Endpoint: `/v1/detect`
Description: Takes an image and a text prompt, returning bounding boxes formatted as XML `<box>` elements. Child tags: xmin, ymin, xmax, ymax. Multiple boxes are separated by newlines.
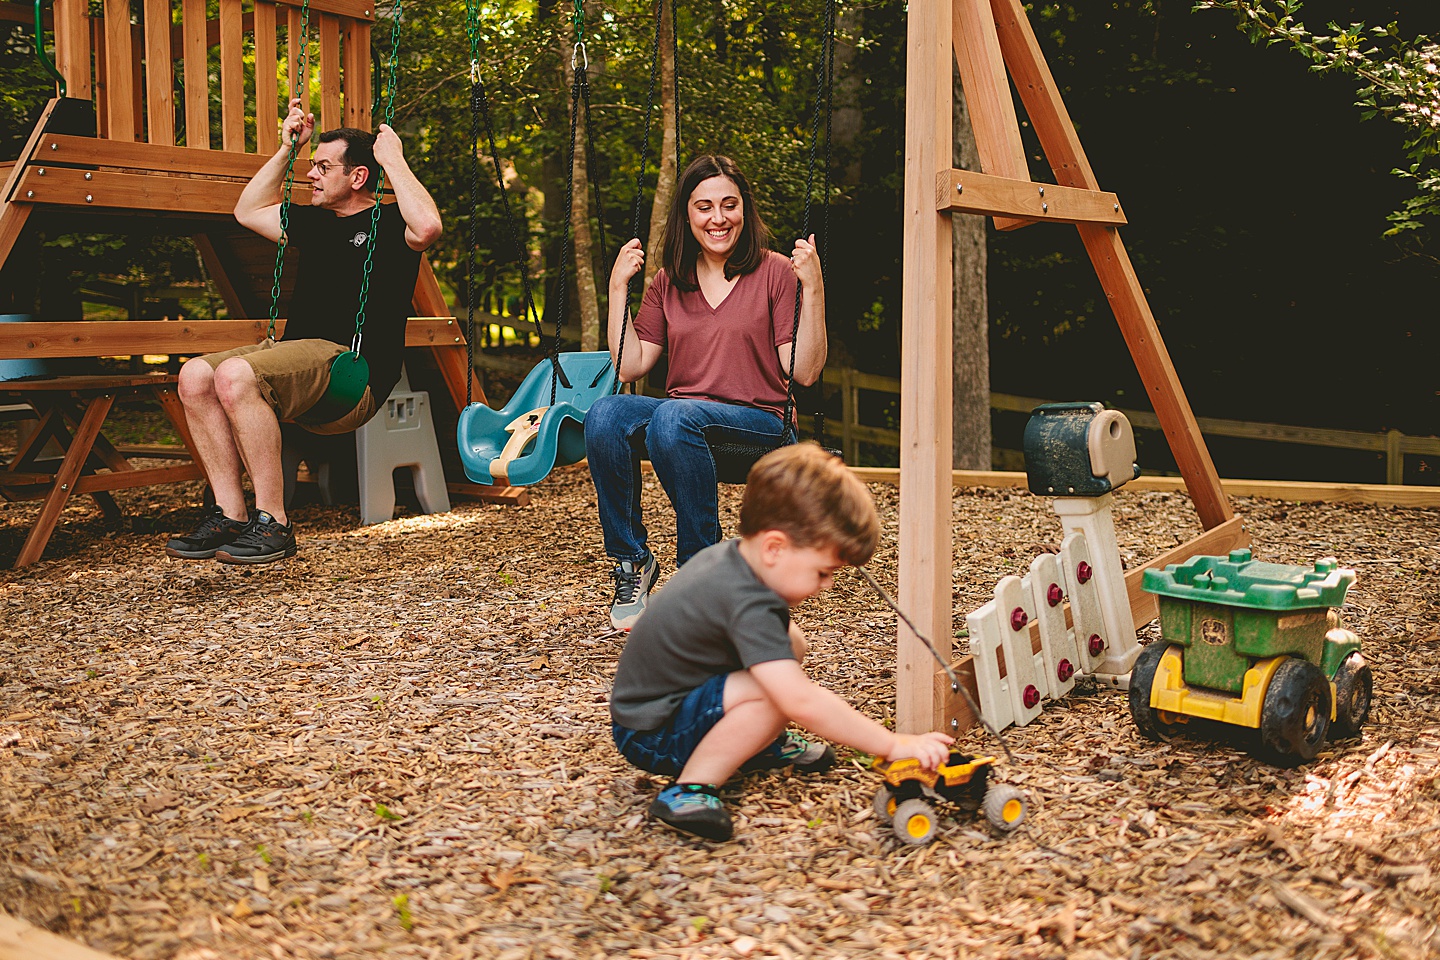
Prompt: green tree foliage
<box><xmin>1195</xmin><ymin>0</ymin><xmax>1440</xmax><ymax>238</ymax></box>
<box><xmin>1</xmin><ymin>22</ymin><xmax>53</xmax><ymax>157</ymax></box>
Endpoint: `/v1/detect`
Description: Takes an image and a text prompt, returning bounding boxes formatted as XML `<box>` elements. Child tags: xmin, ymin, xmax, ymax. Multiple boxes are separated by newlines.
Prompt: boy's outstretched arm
<box><xmin>749</xmin><ymin>659</ymin><xmax>952</xmax><ymax>768</ymax></box>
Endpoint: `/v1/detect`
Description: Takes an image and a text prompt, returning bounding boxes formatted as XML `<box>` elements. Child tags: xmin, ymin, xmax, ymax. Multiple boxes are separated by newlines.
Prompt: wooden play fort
<box><xmin>0</xmin><ymin>0</ymin><xmax>524</xmax><ymax>568</ymax></box>
<box><xmin>896</xmin><ymin>0</ymin><xmax>1250</xmax><ymax>735</ymax></box>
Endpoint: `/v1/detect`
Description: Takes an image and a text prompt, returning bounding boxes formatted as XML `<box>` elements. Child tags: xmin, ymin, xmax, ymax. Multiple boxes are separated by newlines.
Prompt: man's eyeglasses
<box><xmin>311</xmin><ymin>160</ymin><xmax>353</xmax><ymax>176</ymax></box>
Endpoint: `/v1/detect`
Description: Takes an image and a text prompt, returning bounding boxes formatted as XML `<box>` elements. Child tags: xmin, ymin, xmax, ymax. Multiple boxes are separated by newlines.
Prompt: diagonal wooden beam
<box><xmin>952</xmin><ymin>0</ymin><xmax>1031</xmax><ymax>231</ymax></box>
<box><xmin>0</xmin><ymin>99</ymin><xmax>59</xmax><ymax>269</ymax></box>
<box><xmin>988</xmin><ymin>0</ymin><xmax>1231</xmax><ymax>530</ymax></box>
<box><xmin>14</xmin><ymin>392</ymin><xmax>112</xmax><ymax>567</ymax></box>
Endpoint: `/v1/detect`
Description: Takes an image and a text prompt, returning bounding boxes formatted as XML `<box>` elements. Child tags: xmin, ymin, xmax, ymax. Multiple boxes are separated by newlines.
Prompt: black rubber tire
<box><xmin>1128</xmin><ymin>643</ymin><xmax>1186</xmax><ymax>741</ymax></box>
<box><xmin>1331</xmin><ymin>652</ymin><xmax>1373</xmax><ymax>739</ymax></box>
<box><xmin>1257</xmin><ymin>658</ymin><xmax>1332</xmax><ymax>766</ymax></box>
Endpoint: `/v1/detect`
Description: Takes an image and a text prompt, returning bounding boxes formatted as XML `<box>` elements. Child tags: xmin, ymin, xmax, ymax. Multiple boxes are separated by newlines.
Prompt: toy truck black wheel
<box><xmin>1258</xmin><ymin>658</ymin><xmax>1332</xmax><ymax>766</ymax></box>
<box><xmin>891</xmin><ymin>798</ymin><xmax>938</xmax><ymax>845</ymax></box>
<box><xmin>873</xmin><ymin>786</ymin><xmax>898</xmax><ymax>821</ymax></box>
<box><xmin>981</xmin><ymin>785</ymin><xmax>1026</xmax><ymax>833</ymax></box>
<box><xmin>1128</xmin><ymin>643</ymin><xmax>1185</xmax><ymax>741</ymax></box>
<box><xmin>1331</xmin><ymin>652</ymin><xmax>1373</xmax><ymax>739</ymax></box>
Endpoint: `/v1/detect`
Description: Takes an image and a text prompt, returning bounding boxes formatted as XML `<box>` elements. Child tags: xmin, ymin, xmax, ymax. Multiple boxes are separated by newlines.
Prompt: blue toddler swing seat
<box><xmin>457</xmin><ymin>351</ymin><xmax>616</xmax><ymax>486</ymax></box>
<box><xmin>456</xmin><ymin>24</ymin><xmax>624</xmax><ymax>488</ymax></box>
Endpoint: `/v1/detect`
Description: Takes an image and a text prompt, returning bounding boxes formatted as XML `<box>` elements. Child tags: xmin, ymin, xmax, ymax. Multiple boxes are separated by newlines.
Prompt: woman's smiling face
<box><xmin>687</xmin><ymin>175</ymin><xmax>743</xmax><ymax>261</ymax></box>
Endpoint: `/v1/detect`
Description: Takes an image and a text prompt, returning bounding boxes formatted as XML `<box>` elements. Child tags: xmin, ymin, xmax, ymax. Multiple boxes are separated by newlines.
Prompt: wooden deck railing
<box><xmin>43</xmin><ymin>0</ymin><xmax>374</xmax><ymax>152</ymax></box>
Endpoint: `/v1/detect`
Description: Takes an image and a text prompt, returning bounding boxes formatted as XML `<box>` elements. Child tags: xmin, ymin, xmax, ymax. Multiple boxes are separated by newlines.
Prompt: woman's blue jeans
<box><xmin>585</xmin><ymin>394</ymin><xmax>784</xmax><ymax>566</ymax></box>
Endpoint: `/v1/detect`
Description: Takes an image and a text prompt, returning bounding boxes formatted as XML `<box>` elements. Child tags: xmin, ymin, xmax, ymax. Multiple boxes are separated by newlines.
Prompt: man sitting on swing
<box><xmin>164</xmin><ymin>98</ymin><xmax>443</xmax><ymax>564</ymax></box>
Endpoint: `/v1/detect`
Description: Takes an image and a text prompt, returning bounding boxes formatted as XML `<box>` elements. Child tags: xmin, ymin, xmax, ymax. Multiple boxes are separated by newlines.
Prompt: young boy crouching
<box><xmin>608</xmin><ymin>443</ymin><xmax>954</xmax><ymax>841</ymax></box>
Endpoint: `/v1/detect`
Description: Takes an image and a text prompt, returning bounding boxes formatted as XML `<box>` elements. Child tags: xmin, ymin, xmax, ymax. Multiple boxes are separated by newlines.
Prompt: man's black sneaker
<box><xmin>740</xmin><ymin>731</ymin><xmax>837</xmax><ymax>775</ymax></box>
<box><xmin>649</xmin><ymin>783</ymin><xmax>732</xmax><ymax>841</ymax></box>
<box><xmin>164</xmin><ymin>506</ymin><xmax>250</xmax><ymax>560</ymax></box>
<box><xmin>214</xmin><ymin>511</ymin><xmax>296</xmax><ymax>565</ymax></box>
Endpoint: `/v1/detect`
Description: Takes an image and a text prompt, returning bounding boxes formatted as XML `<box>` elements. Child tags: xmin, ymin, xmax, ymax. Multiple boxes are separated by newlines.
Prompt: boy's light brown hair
<box><xmin>738</xmin><ymin>443</ymin><xmax>879</xmax><ymax>566</ymax></box>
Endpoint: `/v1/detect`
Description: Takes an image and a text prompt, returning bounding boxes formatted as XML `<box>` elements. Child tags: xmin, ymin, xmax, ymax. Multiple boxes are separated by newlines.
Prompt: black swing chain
<box><xmin>780</xmin><ymin>0</ymin><xmax>838</xmax><ymax>446</ymax></box>
<box><xmin>614</xmin><ymin>0</ymin><xmax>666</xmax><ymax>389</ymax></box>
<box><xmin>267</xmin><ymin>0</ymin><xmax>313</xmax><ymax>342</ymax></box>
<box><xmin>350</xmin><ymin>0</ymin><xmax>405</xmax><ymax>360</ymax></box>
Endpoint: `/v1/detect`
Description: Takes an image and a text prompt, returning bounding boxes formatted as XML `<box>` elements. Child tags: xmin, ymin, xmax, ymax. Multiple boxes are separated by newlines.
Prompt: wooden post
<box><xmin>219</xmin><ymin>0</ymin><xmax>244</xmax><ymax>150</ymax></box>
<box><xmin>101</xmin><ymin>0</ymin><xmax>135</xmax><ymax>141</ymax></box>
<box><xmin>840</xmin><ymin>366</ymin><xmax>857</xmax><ymax>464</ymax></box>
<box><xmin>1386</xmin><ymin>429</ymin><xmax>1403</xmax><ymax>484</ymax></box>
<box><xmin>255</xmin><ymin>2</ymin><xmax>279</xmax><ymax>154</ymax></box>
<box><xmin>181</xmin><ymin>0</ymin><xmax>208</xmax><ymax>148</ymax></box>
<box><xmin>897</xmin><ymin>0</ymin><xmax>955</xmax><ymax>735</ymax></box>
<box><xmin>142</xmin><ymin>0</ymin><xmax>174</xmax><ymax>145</ymax></box>
<box><xmin>53</xmin><ymin>0</ymin><xmax>91</xmax><ymax>100</ymax></box>
<box><xmin>319</xmin><ymin>13</ymin><xmax>341</xmax><ymax>132</ymax></box>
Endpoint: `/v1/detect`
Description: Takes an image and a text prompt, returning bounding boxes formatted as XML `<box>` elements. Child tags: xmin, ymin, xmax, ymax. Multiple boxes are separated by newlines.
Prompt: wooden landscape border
<box><xmin>849</xmin><ymin>467</ymin><xmax>1440</xmax><ymax>510</ymax></box>
<box><xmin>0</xmin><ymin>912</ymin><xmax>121</xmax><ymax>960</ymax></box>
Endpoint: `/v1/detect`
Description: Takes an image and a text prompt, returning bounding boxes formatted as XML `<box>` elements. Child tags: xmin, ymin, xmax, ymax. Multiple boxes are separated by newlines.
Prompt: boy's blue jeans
<box><xmin>613</xmin><ymin>674</ymin><xmax>790</xmax><ymax>778</ymax></box>
<box><xmin>613</xmin><ymin>674</ymin><xmax>729</xmax><ymax>778</ymax></box>
<box><xmin>585</xmin><ymin>394</ymin><xmax>784</xmax><ymax>566</ymax></box>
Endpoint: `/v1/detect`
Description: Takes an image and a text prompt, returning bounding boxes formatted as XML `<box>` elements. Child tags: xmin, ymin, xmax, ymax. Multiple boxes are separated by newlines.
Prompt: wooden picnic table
<box><xmin>0</xmin><ymin>374</ymin><xmax>204</xmax><ymax>568</ymax></box>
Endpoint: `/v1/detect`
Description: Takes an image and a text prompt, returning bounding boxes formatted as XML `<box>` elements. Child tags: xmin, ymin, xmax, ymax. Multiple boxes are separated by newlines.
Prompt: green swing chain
<box><xmin>350</xmin><ymin>1</ymin><xmax>405</xmax><ymax>359</ymax></box>
<box><xmin>267</xmin><ymin>0</ymin><xmax>313</xmax><ymax>342</ymax></box>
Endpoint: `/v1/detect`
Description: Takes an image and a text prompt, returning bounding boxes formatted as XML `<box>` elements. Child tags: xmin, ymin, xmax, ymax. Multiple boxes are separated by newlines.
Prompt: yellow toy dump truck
<box><xmin>1130</xmin><ymin>549</ymin><xmax>1371</xmax><ymax>766</ymax></box>
<box><xmin>872</xmin><ymin>753</ymin><xmax>1026</xmax><ymax>845</ymax></box>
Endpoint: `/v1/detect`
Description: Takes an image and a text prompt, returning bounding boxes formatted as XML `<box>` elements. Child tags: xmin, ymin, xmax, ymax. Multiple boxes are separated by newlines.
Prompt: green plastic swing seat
<box><xmin>297</xmin><ymin>351</ymin><xmax>370</xmax><ymax>425</ymax></box>
<box><xmin>457</xmin><ymin>351</ymin><xmax>618</xmax><ymax>486</ymax></box>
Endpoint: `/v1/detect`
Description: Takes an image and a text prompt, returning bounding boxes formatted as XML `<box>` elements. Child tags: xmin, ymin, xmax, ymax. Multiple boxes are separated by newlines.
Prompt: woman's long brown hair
<box><xmin>661</xmin><ymin>155</ymin><xmax>774</xmax><ymax>293</ymax></box>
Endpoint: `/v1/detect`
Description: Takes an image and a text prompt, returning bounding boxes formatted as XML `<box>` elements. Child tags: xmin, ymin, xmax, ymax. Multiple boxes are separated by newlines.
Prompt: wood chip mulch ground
<box><xmin>2</xmin><ymin>462</ymin><xmax>1438</xmax><ymax>960</ymax></box>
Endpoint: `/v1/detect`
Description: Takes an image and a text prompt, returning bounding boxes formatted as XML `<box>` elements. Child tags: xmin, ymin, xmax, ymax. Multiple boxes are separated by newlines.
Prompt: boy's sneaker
<box><xmin>609</xmin><ymin>553</ymin><xmax>659</xmax><ymax>630</ymax></box>
<box><xmin>649</xmin><ymin>783</ymin><xmax>732</xmax><ymax>841</ymax></box>
<box><xmin>164</xmin><ymin>506</ymin><xmax>250</xmax><ymax>560</ymax></box>
<box><xmin>741</xmin><ymin>731</ymin><xmax>837</xmax><ymax>775</ymax></box>
<box><xmin>214</xmin><ymin>511</ymin><xmax>297</xmax><ymax>564</ymax></box>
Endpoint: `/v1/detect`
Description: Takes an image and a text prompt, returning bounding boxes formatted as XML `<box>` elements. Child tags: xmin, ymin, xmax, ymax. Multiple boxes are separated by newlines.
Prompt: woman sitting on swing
<box><xmin>587</xmin><ymin>154</ymin><xmax>826</xmax><ymax>630</ymax></box>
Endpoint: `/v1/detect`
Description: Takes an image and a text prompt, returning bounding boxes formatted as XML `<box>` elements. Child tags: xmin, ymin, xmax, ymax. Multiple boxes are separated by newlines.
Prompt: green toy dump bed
<box><xmin>1141</xmin><ymin>549</ymin><xmax>1358</xmax><ymax>694</ymax></box>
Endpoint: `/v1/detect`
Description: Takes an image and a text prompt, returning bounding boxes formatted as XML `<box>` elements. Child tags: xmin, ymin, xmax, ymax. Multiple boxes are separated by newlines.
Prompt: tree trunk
<box><xmin>952</xmin><ymin>65</ymin><xmax>991</xmax><ymax>470</ymax></box>
<box><xmin>644</xmin><ymin>0</ymin><xmax>677</xmax><ymax>285</ymax></box>
<box><xmin>831</xmin><ymin>6</ymin><xmax>863</xmax><ymax>188</ymax></box>
<box><xmin>564</xmin><ymin>14</ymin><xmax>601</xmax><ymax>351</ymax></box>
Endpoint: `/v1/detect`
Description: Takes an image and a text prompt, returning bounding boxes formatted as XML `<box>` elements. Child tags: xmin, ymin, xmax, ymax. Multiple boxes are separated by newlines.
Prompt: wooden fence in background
<box><xmin>473</xmin><ymin>353</ymin><xmax>1439</xmax><ymax>487</ymax></box>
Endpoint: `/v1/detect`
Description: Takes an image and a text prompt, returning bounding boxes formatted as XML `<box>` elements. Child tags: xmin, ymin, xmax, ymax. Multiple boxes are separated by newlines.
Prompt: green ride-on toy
<box><xmin>1130</xmin><ymin>549</ymin><xmax>1372</xmax><ymax>766</ymax></box>
<box><xmin>872</xmin><ymin>753</ymin><xmax>1027</xmax><ymax>845</ymax></box>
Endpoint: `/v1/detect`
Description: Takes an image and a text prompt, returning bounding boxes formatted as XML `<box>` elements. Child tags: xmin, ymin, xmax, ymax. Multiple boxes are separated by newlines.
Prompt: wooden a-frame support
<box><xmin>897</xmin><ymin>0</ymin><xmax>1250</xmax><ymax>735</ymax></box>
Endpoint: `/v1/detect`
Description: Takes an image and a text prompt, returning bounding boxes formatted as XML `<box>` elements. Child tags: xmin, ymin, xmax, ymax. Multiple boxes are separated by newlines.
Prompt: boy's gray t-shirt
<box><xmin>610</xmin><ymin>539</ymin><xmax>794</xmax><ymax>731</ymax></box>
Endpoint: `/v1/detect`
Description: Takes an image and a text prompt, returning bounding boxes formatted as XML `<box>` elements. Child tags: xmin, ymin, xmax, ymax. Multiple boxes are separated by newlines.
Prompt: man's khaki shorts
<box><xmin>202</xmin><ymin>338</ymin><xmax>377</xmax><ymax>435</ymax></box>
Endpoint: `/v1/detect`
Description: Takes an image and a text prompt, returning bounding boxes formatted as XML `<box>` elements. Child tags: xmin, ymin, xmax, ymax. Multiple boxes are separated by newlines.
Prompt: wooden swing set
<box><xmin>896</xmin><ymin>0</ymin><xmax>1250</xmax><ymax>735</ymax></box>
<box><xmin>0</xmin><ymin>0</ymin><xmax>528</xmax><ymax>567</ymax></box>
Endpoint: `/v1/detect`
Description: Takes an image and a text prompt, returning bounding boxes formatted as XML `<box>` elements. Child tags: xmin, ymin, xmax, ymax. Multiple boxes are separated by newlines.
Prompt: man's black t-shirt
<box><xmin>284</xmin><ymin>203</ymin><xmax>422</xmax><ymax>404</ymax></box>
